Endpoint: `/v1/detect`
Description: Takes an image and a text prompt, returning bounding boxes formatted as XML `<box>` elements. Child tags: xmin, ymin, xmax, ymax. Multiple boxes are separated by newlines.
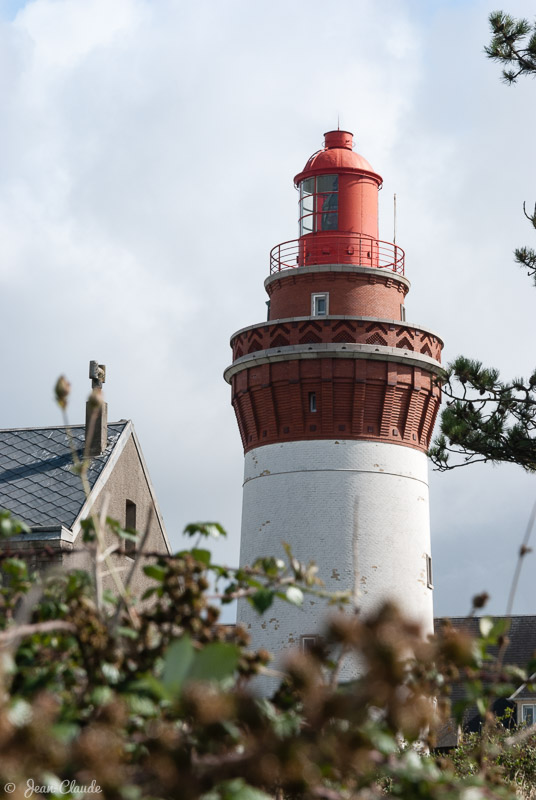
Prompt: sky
<box><xmin>0</xmin><ymin>0</ymin><xmax>534</xmax><ymax>622</ymax></box>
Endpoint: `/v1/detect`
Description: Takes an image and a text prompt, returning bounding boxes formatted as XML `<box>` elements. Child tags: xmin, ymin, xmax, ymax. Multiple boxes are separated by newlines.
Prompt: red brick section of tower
<box><xmin>225</xmin><ymin>130</ymin><xmax>443</xmax><ymax>454</ymax></box>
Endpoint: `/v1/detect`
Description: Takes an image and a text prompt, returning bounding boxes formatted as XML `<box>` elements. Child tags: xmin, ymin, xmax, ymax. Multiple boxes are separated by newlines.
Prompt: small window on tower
<box><xmin>426</xmin><ymin>554</ymin><xmax>433</xmax><ymax>589</ymax></box>
<box><xmin>312</xmin><ymin>293</ymin><xmax>328</xmax><ymax>316</ymax></box>
<box><xmin>266</xmin><ymin>300</ymin><xmax>271</xmax><ymax>321</ymax></box>
<box><xmin>400</xmin><ymin>304</ymin><xmax>406</xmax><ymax>321</ymax></box>
<box><xmin>301</xmin><ymin>635</ymin><xmax>318</xmax><ymax>653</ymax></box>
<box><xmin>309</xmin><ymin>392</ymin><xmax>317</xmax><ymax>413</ymax></box>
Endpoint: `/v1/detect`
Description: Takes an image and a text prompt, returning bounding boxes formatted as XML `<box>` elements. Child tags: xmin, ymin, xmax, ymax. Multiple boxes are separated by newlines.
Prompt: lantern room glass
<box><xmin>299</xmin><ymin>174</ymin><xmax>338</xmax><ymax>235</ymax></box>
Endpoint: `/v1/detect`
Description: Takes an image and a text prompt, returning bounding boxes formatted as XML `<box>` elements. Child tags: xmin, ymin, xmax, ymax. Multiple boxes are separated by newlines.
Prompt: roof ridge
<box><xmin>0</xmin><ymin>420</ymin><xmax>129</xmax><ymax>433</ymax></box>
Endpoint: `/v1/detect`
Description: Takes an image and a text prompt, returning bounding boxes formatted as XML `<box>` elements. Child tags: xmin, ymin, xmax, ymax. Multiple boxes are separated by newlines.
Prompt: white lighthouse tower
<box><xmin>224</xmin><ymin>129</ymin><xmax>443</xmax><ymax>670</ymax></box>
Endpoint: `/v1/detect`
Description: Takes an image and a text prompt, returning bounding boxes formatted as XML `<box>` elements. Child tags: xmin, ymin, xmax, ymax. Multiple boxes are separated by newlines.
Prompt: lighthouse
<box><xmin>224</xmin><ymin>129</ymin><xmax>443</xmax><ymax>671</ymax></box>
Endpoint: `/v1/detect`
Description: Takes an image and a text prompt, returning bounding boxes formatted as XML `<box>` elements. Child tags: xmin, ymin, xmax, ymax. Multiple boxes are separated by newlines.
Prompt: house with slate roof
<box><xmin>435</xmin><ymin>615</ymin><xmax>536</xmax><ymax>748</ymax></box>
<box><xmin>0</xmin><ymin>362</ymin><xmax>170</xmax><ymax>594</ymax></box>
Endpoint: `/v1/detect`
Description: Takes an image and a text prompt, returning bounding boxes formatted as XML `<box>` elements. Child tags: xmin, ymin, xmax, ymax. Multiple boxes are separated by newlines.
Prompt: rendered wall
<box><xmin>238</xmin><ymin>439</ymin><xmax>433</xmax><ymax>681</ymax></box>
<box><xmin>66</xmin><ymin>433</ymin><xmax>169</xmax><ymax>596</ymax></box>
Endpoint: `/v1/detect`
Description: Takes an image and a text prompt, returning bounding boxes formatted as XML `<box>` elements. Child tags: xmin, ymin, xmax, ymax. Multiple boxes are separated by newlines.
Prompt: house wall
<box><xmin>7</xmin><ymin>537</ymin><xmax>70</xmax><ymax>572</ymax></box>
<box><xmin>66</xmin><ymin>432</ymin><xmax>169</xmax><ymax>598</ymax></box>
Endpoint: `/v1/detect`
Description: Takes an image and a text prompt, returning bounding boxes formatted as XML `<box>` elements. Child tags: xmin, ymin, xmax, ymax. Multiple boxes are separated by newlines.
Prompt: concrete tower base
<box><xmin>238</xmin><ymin>439</ymin><xmax>433</xmax><ymax>681</ymax></box>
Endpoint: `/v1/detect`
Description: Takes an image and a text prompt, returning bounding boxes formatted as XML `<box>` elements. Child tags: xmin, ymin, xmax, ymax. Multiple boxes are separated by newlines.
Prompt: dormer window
<box><xmin>299</xmin><ymin>174</ymin><xmax>338</xmax><ymax>235</ymax></box>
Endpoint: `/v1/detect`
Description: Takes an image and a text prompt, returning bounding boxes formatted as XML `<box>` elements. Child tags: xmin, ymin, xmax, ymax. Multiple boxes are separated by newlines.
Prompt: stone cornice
<box><xmin>264</xmin><ymin>263</ymin><xmax>411</xmax><ymax>292</ymax></box>
<box><xmin>224</xmin><ymin>342</ymin><xmax>445</xmax><ymax>384</ymax></box>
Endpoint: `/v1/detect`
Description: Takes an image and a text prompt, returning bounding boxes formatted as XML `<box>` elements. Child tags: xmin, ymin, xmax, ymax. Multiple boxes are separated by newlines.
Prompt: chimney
<box><xmin>85</xmin><ymin>361</ymin><xmax>108</xmax><ymax>457</ymax></box>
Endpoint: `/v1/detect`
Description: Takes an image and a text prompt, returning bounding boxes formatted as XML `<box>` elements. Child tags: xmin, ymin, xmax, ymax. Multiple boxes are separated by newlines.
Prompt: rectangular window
<box><xmin>125</xmin><ymin>500</ymin><xmax>137</xmax><ymax>557</ymax></box>
<box><xmin>522</xmin><ymin>705</ymin><xmax>536</xmax><ymax>725</ymax></box>
<box><xmin>309</xmin><ymin>392</ymin><xmax>317</xmax><ymax>413</ymax></box>
<box><xmin>266</xmin><ymin>300</ymin><xmax>271</xmax><ymax>321</ymax></box>
<box><xmin>316</xmin><ymin>175</ymin><xmax>338</xmax><ymax>193</ymax></box>
<box><xmin>426</xmin><ymin>554</ymin><xmax>433</xmax><ymax>589</ymax></box>
<box><xmin>301</xmin><ymin>635</ymin><xmax>318</xmax><ymax>653</ymax></box>
<box><xmin>299</xmin><ymin>175</ymin><xmax>338</xmax><ymax>235</ymax></box>
<box><xmin>312</xmin><ymin>293</ymin><xmax>328</xmax><ymax>316</ymax></box>
<box><xmin>400</xmin><ymin>304</ymin><xmax>406</xmax><ymax>321</ymax></box>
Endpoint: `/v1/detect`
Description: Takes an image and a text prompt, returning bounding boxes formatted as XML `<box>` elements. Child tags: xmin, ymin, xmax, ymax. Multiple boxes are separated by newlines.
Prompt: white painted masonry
<box><xmin>238</xmin><ymin>439</ymin><xmax>433</xmax><ymax>681</ymax></box>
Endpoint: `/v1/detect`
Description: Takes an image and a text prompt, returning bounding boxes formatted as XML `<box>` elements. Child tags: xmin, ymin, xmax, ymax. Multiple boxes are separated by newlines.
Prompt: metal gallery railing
<box><xmin>269</xmin><ymin>234</ymin><xmax>405</xmax><ymax>275</ymax></box>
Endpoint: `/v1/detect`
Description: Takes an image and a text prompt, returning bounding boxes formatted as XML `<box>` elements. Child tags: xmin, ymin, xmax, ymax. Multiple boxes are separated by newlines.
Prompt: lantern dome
<box><xmin>294</xmin><ymin>130</ymin><xmax>382</xmax><ymax>186</ymax></box>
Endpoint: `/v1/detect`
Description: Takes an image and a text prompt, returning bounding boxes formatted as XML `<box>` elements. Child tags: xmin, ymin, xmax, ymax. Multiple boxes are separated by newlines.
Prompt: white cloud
<box><xmin>14</xmin><ymin>0</ymin><xmax>145</xmax><ymax>68</ymax></box>
<box><xmin>0</xmin><ymin>0</ymin><xmax>535</xmax><ymax>620</ymax></box>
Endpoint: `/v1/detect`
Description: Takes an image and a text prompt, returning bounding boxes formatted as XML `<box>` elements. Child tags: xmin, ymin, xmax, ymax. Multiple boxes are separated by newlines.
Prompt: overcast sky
<box><xmin>0</xmin><ymin>0</ymin><xmax>534</xmax><ymax>622</ymax></box>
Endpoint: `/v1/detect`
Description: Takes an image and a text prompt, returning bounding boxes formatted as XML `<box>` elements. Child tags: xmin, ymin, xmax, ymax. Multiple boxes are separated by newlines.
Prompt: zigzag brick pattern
<box><xmin>231</xmin><ymin>318</ymin><xmax>442</xmax><ymax>362</ymax></box>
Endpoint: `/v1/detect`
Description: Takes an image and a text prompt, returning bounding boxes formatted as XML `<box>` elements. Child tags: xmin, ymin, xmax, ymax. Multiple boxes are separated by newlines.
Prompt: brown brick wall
<box><xmin>267</xmin><ymin>270</ymin><xmax>408</xmax><ymax>319</ymax></box>
<box><xmin>231</xmin><ymin>357</ymin><xmax>441</xmax><ymax>454</ymax></box>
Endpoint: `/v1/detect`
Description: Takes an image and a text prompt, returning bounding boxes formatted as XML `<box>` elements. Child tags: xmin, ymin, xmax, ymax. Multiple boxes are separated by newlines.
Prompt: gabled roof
<box><xmin>435</xmin><ymin>615</ymin><xmax>536</xmax><ymax>670</ymax></box>
<box><xmin>435</xmin><ymin>615</ymin><xmax>536</xmax><ymax>738</ymax></box>
<box><xmin>0</xmin><ymin>422</ymin><xmax>127</xmax><ymax>531</ymax></box>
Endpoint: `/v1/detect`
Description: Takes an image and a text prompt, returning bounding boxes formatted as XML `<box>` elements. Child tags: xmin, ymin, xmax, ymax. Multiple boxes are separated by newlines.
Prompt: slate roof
<box><xmin>0</xmin><ymin>423</ymin><xmax>127</xmax><ymax>530</ymax></box>
<box><xmin>435</xmin><ymin>616</ymin><xmax>536</xmax><ymax>673</ymax></box>
<box><xmin>434</xmin><ymin>615</ymin><xmax>536</xmax><ymax>743</ymax></box>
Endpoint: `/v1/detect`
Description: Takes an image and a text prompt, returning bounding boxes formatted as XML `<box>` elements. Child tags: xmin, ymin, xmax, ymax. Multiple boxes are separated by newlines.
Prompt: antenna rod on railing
<box><xmin>393</xmin><ymin>193</ymin><xmax>397</xmax><ymax>245</ymax></box>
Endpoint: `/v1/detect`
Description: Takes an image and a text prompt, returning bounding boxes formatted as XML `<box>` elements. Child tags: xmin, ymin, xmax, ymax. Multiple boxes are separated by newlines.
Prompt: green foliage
<box><xmin>0</xmin><ymin>507</ymin><xmax>535</xmax><ymax>799</ymax></box>
<box><xmin>452</xmin><ymin>720</ymin><xmax>536</xmax><ymax>795</ymax></box>
<box><xmin>433</xmin><ymin>12</ymin><xmax>536</xmax><ymax>472</ymax></box>
<box><xmin>429</xmin><ymin>356</ymin><xmax>536</xmax><ymax>471</ymax></box>
<box><xmin>485</xmin><ymin>11</ymin><xmax>536</xmax><ymax>84</ymax></box>
<box><xmin>0</xmin><ymin>509</ymin><xmax>30</xmax><ymax>537</ymax></box>
<box><xmin>162</xmin><ymin>636</ymin><xmax>240</xmax><ymax>695</ymax></box>
<box><xmin>184</xmin><ymin>522</ymin><xmax>227</xmax><ymax>540</ymax></box>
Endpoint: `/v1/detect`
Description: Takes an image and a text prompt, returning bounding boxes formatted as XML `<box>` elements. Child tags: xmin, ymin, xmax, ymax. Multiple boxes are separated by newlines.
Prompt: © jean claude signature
<box><xmin>4</xmin><ymin>779</ymin><xmax>102</xmax><ymax>796</ymax></box>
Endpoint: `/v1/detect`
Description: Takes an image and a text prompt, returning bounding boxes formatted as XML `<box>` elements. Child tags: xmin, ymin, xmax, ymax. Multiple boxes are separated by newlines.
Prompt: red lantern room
<box><xmin>270</xmin><ymin>130</ymin><xmax>402</xmax><ymax>278</ymax></box>
<box><xmin>295</xmin><ymin>129</ymin><xmax>381</xmax><ymax>241</ymax></box>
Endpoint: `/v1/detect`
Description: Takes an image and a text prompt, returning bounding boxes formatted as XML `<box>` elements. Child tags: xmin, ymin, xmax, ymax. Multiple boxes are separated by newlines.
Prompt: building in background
<box><xmin>0</xmin><ymin>362</ymin><xmax>170</xmax><ymax>593</ymax></box>
<box><xmin>225</xmin><ymin>129</ymin><xmax>443</xmax><ymax>676</ymax></box>
<box><xmin>435</xmin><ymin>615</ymin><xmax>536</xmax><ymax>749</ymax></box>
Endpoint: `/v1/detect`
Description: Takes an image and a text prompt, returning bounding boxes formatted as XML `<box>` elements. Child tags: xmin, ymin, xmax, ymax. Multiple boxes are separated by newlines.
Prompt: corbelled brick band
<box><xmin>227</xmin><ymin>350</ymin><xmax>441</xmax><ymax>453</ymax></box>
